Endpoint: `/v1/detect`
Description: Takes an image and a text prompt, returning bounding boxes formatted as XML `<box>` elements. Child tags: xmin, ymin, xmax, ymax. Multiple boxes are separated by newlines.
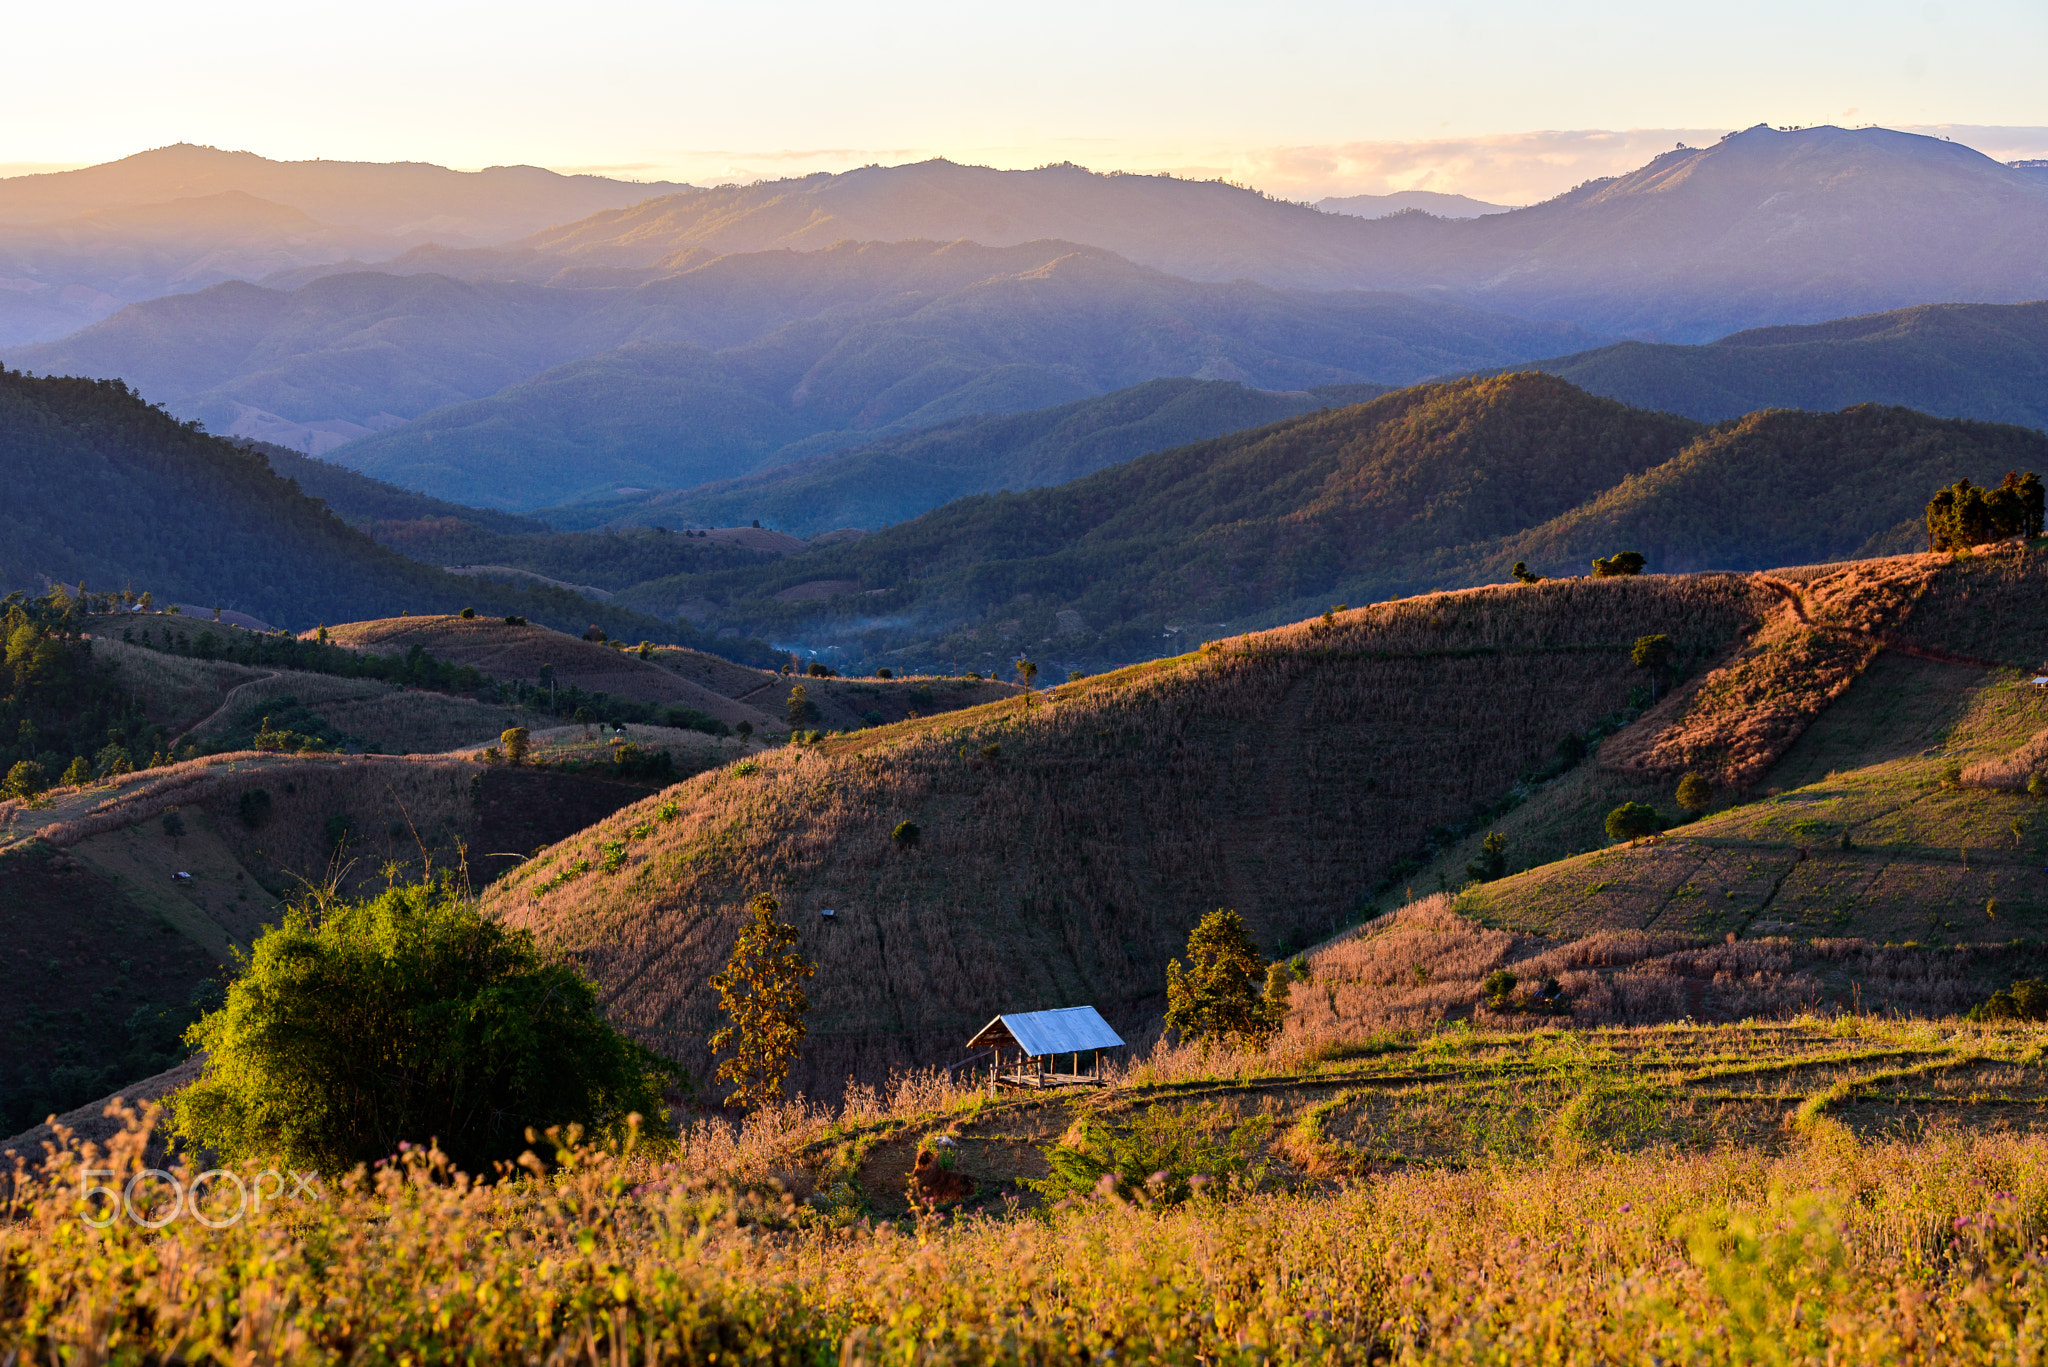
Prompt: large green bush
<box><xmin>172</xmin><ymin>878</ymin><xmax>675</xmax><ymax>1175</ymax></box>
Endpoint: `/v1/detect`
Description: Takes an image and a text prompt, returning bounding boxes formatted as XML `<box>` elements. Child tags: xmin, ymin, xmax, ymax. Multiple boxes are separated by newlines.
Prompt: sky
<box><xmin>6</xmin><ymin>0</ymin><xmax>2047</xmax><ymax>203</ymax></box>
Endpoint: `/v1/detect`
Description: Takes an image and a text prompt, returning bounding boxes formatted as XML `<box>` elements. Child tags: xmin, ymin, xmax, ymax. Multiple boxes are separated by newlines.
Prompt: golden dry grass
<box><xmin>317</xmin><ymin>615</ymin><xmax>782</xmax><ymax>729</ymax></box>
<box><xmin>1964</xmin><ymin>725</ymin><xmax>2048</xmax><ymax>790</ymax></box>
<box><xmin>1602</xmin><ymin>560</ymin><xmax>1937</xmax><ymax>789</ymax></box>
<box><xmin>14</xmin><ymin>1014</ymin><xmax>2048</xmax><ymax>1362</ymax></box>
<box><xmin>1894</xmin><ymin>541</ymin><xmax>2048</xmax><ymax>667</ymax></box>
<box><xmin>1287</xmin><ymin>893</ymin><xmax>2012</xmax><ymax>1035</ymax></box>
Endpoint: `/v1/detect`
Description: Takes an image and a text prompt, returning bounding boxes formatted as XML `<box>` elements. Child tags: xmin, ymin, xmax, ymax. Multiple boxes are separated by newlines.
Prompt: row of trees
<box><xmin>1925</xmin><ymin>472</ymin><xmax>2045</xmax><ymax>551</ymax></box>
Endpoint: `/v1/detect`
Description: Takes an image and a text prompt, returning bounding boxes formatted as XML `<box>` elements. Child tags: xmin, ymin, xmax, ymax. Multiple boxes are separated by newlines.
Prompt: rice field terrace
<box><xmin>12</xmin><ymin>1016</ymin><xmax>2048</xmax><ymax>1364</ymax></box>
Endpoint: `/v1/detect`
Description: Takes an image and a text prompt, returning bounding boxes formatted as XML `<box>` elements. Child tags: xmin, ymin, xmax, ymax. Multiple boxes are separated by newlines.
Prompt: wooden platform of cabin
<box><xmin>995</xmin><ymin>1071</ymin><xmax>1107</xmax><ymax>1091</ymax></box>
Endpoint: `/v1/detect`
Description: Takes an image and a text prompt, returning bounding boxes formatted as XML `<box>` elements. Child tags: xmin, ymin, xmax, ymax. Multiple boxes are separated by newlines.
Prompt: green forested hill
<box><xmin>541</xmin><ymin>377</ymin><xmax>1393</xmax><ymax>536</ymax></box>
<box><xmin>0</xmin><ymin>368</ymin><xmax>769</xmax><ymax>656</ymax></box>
<box><xmin>1517</xmin><ymin>301</ymin><xmax>2048</xmax><ymax>428</ymax></box>
<box><xmin>613</xmin><ymin>374</ymin><xmax>2048</xmax><ymax>674</ymax></box>
<box><xmin>254</xmin><ymin>442</ymin><xmax>549</xmax><ymax>534</ymax></box>
<box><xmin>1485</xmin><ymin>404</ymin><xmax>2048</xmax><ymax>573</ymax></box>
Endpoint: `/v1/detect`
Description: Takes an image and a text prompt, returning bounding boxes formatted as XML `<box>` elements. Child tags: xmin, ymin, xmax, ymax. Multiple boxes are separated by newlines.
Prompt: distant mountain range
<box><xmin>12</xmin><ymin>240</ymin><xmax>1591</xmax><ymax>507</ymax></box>
<box><xmin>281</xmin><ymin>125</ymin><xmax>2048</xmax><ymax>340</ymax></box>
<box><xmin>1502</xmin><ymin>301</ymin><xmax>2048</xmax><ymax>430</ymax></box>
<box><xmin>0</xmin><ymin>144</ymin><xmax>686</xmax><ymax>345</ymax></box>
<box><xmin>1315</xmin><ymin>191</ymin><xmax>1515</xmax><ymax>219</ymax></box>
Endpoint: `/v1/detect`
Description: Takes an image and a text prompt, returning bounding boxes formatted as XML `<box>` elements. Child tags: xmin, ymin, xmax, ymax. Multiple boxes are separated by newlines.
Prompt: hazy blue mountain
<box><xmin>14</xmin><ymin>239</ymin><xmax>1594</xmax><ymax>507</ymax></box>
<box><xmin>538</xmin><ymin>377</ymin><xmax>1394</xmax><ymax>536</ymax></box>
<box><xmin>364</xmin><ymin>125</ymin><xmax>2048</xmax><ymax>340</ymax></box>
<box><xmin>0</xmin><ymin>144</ymin><xmax>688</xmax><ymax>345</ymax></box>
<box><xmin>1316</xmin><ymin>191</ymin><xmax>1514</xmax><ymax>219</ymax></box>
<box><xmin>1506</xmin><ymin>301</ymin><xmax>2048</xmax><ymax>429</ymax></box>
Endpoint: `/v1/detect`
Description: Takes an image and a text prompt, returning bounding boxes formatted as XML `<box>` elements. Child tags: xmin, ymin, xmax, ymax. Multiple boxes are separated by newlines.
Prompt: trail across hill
<box><xmin>1755</xmin><ymin>572</ymin><xmax>2002</xmax><ymax>668</ymax></box>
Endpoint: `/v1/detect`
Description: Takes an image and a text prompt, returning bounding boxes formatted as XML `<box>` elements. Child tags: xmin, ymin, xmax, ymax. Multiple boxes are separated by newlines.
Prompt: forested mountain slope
<box><xmin>610</xmin><ymin>374</ymin><xmax>2048</xmax><ymax>674</ymax></box>
<box><xmin>1514</xmin><ymin>301</ymin><xmax>2048</xmax><ymax>429</ymax></box>
<box><xmin>0</xmin><ymin>368</ymin><xmax>755</xmax><ymax>649</ymax></box>
<box><xmin>543</xmin><ymin>377</ymin><xmax>1393</xmax><ymax>537</ymax></box>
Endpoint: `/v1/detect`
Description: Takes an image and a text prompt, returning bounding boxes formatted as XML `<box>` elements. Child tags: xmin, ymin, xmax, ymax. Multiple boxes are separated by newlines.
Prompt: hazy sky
<box><xmin>7</xmin><ymin>0</ymin><xmax>2047</xmax><ymax>202</ymax></box>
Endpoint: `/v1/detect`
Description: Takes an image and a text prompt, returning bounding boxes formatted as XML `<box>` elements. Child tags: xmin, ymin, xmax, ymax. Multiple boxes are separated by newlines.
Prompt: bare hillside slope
<box><xmin>484</xmin><ymin>574</ymin><xmax>1778</xmax><ymax>1092</ymax></box>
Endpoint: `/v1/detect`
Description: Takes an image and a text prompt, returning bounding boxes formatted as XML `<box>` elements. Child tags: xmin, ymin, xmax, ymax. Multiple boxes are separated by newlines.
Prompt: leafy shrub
<box><xmin>892</xmin><ymin>820</ymin><xmax>921</xmax><ymax>847</ymax></box>
<box><xmin>459</xmin><ymin>607</ymin><xmax>475</xmax><ymax>619</ymax></box>
<box><xmin>1512</xmin><ymin>562</ymin><xmax>1544</xmax><ymax>583</ymax></box>
<box><xmin>608</xmin><ymin>744</ymin><xmax>675</xmax><ymax>783</ymax></box>
<box><xmin>732</xmin><ymin>759</ymin><xmax>759</xmax><ymax>776</ymax></box>
<box><xmin>1969</xmin><ymin>978</ymin><xmax>2048</xmax><ymax>1022</ymax></box>
<box><xmin>1592</xmin><ymin>551</ymin><xmax>1647</xmax><ymax>577</ymax></box>
<box><xmin>600</xmin><ymin>840</ymin><xmax>628</xmax><ymax>873</ymax></box>
<box><xmin>876</xmin><ymin>667</ymin><xmax>893</xmax><ymax>679</ymax></box>
<box><xmin>172</xmin><ymin>878</ymin><xmax>676</xmax><ymax>1174</ymax></box>
<box><xmin>1465</xmin><ymin>831</ymin><xmax>1508</xmax><ymax>883</ymax></box>
<box><xmin>500</xmin><ymin>726</ymin><xmax>530</xmax><ymax>765</ymax></box>
<box><xmin>786</xmin><ymin>684</ymin><xmax>820</xmax><ymax>729</ymax></box>
<box><xmin>323</xmin><ymin>812</ymin><xmax>353</xmax><ymax>850</ymax></box>
<box><xmin>1676</xmin><ymin>772</ymin><xmax>1713</xmax><ymax>813</ymax></box>
<box><xmin>1482</xmin><ymin>969</ymin><xmax>1519</xmax><ymax>1009</ymax></box>
<box><xmin>502</xmin><ymin>615</ymin><xmax>526</xmax><ymax>626</ymax></box>
<box><xmin>1605</xmin><ymin>802</ymin><xmax>1666</xmax><ymax>843</ymax></box>
<box><xmin>1631</xmin><ymin>634</ymin><xmax>1674</xmax><ymax>670</ymax></box>
<box><xmin>235</xmin><ymin>788</ymin><xmax>272</xmax><ymax>829</ymax></box>
<box><xmin>1032</xmin><ymin>1101</ymin><xmax>1272</xmax><ymax>1205</ymax></box>
<box><xmin>3</xmin><ymin>758</ymin><xmax>47</xmax><ymax>800</ymax></box>
<box><xmin>160</xmin><ymin>808</ymin><xmax>185</xmax><ymax>840</ymax></box>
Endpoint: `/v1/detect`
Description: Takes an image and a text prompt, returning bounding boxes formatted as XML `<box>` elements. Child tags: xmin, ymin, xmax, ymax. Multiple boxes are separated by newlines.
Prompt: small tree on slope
<box><xmin>1166</xmin><ymin>909</ymin><xmax>1272</xmax><ymax>1050</ymax></box>
<box><xmin>709</xmin><ymin>895</ymin><xmax>816</xmax><ymax>1111</ymax></box>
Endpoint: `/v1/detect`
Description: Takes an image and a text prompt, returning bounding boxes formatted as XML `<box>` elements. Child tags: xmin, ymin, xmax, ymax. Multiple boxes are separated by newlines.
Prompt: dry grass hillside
<box><xmin>1291</xmin><ymin>893</ymin><xmax>2040</xmax><ymax>1032</ymax></box>
<box><xmin>83</xmin><ymin>631</ymin><xmax>540</xmax><ymax>755</ymax></box>
<box><xmin>484</xmin><ymin>573</ymin><xmax>1780</xmax><ymax>1093</ymax></box>
<box><xmin>647</xmin><ymin>644</ymin><xmax>1022</xmax><ymax>731</ymax></box>
<box><xmin>316</xmin><ymin>615</ymin><xmax>1021</xmax><ymax>735</ymax></box>
<box><xmin>1435</xmin><ymin>546</ymin><xmax>2048</xmax><ymax>947</ymax></box>
<box><xmin>317</xmin><ymin>615</ymin><xmax>779</xmax><ymax>730</ymax></box>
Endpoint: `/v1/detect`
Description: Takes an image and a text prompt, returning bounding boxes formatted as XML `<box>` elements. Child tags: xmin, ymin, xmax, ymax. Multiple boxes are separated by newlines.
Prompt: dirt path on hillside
<box><xmin>1756</xmin><ymin>575</ymin><xmax>2000</xmax><ymax>669</ymax></box>
<box><xmin>168</xmin><ymin>670</ymin><xmax>283</xmax><ymax>749</ymax></box>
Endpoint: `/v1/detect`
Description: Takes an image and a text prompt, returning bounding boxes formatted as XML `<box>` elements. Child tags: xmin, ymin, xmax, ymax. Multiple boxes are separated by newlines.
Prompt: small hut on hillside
<box><xmin>966</xmin><ymin>1006</ymin><xmax>1125</xmax><ymax>1090</ymax></box>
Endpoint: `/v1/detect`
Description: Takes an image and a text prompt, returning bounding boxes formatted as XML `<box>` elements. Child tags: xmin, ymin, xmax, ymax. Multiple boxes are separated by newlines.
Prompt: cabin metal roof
<box><xmin>966</xmin><ymin>1006</ymin><xmax>1124</xmax><ymax>1055</ymax></box>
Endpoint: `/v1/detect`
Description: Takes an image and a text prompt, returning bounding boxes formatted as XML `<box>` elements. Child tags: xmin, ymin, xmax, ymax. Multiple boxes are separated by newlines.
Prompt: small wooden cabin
<box><xmin>966</xmin><ymin>1005</ymin><xmax>1125</xmax><ymax>1090</ymax></box>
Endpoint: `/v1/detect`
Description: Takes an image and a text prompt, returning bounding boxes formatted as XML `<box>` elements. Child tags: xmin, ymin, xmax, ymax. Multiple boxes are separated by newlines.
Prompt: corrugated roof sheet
<box><xmin>968</xmin><ymin>1005</ymin><xmax>1125</xmax><ymax>1055</ymax></box>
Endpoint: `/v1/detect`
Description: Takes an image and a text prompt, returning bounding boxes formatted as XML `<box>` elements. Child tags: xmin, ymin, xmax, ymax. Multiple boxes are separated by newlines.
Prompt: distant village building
<box><xmin>966</xmin><ymin>1005</ymin><xmax>1124</xmax><ymax>1091</ymax></box>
